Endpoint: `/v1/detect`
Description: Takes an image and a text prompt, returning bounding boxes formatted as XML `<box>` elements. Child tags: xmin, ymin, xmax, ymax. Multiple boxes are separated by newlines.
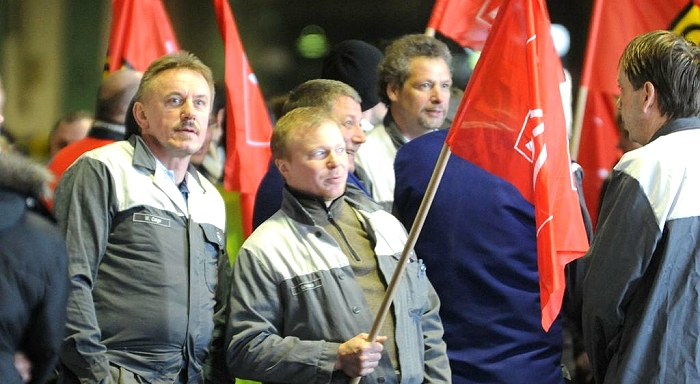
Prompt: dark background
<box><xmin>0</xmin><ymin>0</ymin><xmax>594</xmax><ymax>127</ymax></box>
<box><xmin>168</xmin><ymin>0</ymin><xmax>593</xmax><ymax>101</ymax></box>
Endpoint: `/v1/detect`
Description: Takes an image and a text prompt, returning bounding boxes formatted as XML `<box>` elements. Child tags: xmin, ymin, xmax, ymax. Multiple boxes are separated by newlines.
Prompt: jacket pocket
<box><xmin>200</xmin><ymin>223</ymin><xmax>225</xmax><ymax>293</ymax></box>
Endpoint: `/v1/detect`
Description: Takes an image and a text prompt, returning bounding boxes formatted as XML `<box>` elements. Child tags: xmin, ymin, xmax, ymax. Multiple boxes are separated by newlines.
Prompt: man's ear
<box><xmin>642</xmin><ymin>81</ymin><xmax>656</xmax><ymax>113</ymax></box>
<box><xmin>386</xmin><ymin>83</ymin><xmax>400</xmax><ymax>103</ymax></box>
<box><xmin>216</xmin><ymin>108</ymin><xmax>225</xmax><ymax>129</ymax></box>
<box><xmin>275</xmin><ymin>158</ymin><xmax>289</xmax><ymax>181</ymax></box>
<box><xmin>133</xmin><ymin>102</ymin><xmax>149</xmax><ymax>131</ymax></box>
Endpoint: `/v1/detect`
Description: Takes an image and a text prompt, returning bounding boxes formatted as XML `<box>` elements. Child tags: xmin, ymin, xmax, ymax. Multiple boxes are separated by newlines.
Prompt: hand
<box><xmin>334</xmin><ymin>333</ymin><xmax>388</xmax><ymax>377</ymax></box>
<box><xmin>14</xmin><ymin>352</ymin><xmax>32</xmax><ymax>382</ymax></box>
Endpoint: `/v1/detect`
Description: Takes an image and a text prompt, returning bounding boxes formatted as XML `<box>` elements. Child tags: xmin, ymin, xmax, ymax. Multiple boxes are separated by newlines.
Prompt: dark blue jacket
<box><xmin>393</xmin><ymin>129</ymin><xmax>564</xmax><ymax>384</ymax></box>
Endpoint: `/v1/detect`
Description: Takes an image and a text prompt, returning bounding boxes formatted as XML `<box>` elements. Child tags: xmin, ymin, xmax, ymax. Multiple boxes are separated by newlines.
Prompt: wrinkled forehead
<box><xmin>292</xmin><ymin>120</ymin><xmax>343</xmax><ymax>145</ymax></box>
<box><xmin>146</xmin><ymin>68</ymin><xmax>212</xmax><ymax>99</ymax></box>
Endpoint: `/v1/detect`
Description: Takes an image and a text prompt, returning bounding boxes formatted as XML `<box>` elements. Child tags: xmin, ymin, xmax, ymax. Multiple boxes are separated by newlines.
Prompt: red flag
<box><xmin>213</xmin><ymin>0</ymin><xmax>273</xmax><ymax>237</ymax></box>
<box><xmin>426</xmin><ymin>0</ymin><xmax>501</xmax><ymax>50</ymax></box>
<box><xmin>106</xmin><ymin>0</ymin><xmax>179</xmax><ymax>72</ymax></box>
<box><xmin>575</xmin><ymin>0</ymin><xmax>700</xmax><ymax>226</ymax></box>
<box><xmin>445</xmin><ymin>0</ymin><xmax>589</xmax><ymax>331</ymax></box>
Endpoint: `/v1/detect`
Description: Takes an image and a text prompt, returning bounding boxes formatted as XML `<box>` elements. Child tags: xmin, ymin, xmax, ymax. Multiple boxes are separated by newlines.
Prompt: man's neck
<box><xmin>160</xmin><ymin>158</ymin><xmax>190</xmax><ymax>183</ymax></box>
<box><xmin>142</xmin><ymin>137</ymin><xmax>192</xmax><ymax>183</ymax></box>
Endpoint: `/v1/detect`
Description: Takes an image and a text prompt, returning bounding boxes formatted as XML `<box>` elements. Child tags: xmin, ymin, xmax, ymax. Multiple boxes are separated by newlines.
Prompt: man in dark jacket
<box><xmin>583</xmin><ymin>30</ymin><xmax>700</xmax><ymax>383</ymax></box>
<box><xmin>394</xmin><ymin>129</ymin><xmax>568</xmax><ymax>384</ymax></box>
<box><xmin>0</xmin><ymin>150</ymin><xmax>69</xmax><ymax>384</ymax></box>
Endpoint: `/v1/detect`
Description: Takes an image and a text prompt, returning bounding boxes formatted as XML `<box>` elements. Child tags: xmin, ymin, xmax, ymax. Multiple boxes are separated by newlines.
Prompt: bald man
<box><xmin>48</xmin><ymin>69</ymin><xmax>143</xmax><ymax>195</ymax></box>
<box><xmin>48</xmin><ymin>110</ymin><xmax>93</xmax><ymax>159</ymax></box>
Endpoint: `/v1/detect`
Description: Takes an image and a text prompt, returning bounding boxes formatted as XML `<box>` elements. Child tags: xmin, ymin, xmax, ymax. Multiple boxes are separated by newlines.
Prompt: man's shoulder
<box><xmin>356</xmin><ymin>126</ymin><xmax>399</xmax><ymax>172</ymax></box>
<box><xmin>76</xmin><ymin>139</ymin><xmax>133</xmax><ymax>166</ymax></box>
<box><xmin>257</xmin><ymin>165</ymin><xmax>284</xmax><ymax>197</ymax></box>
<box><xmin>241</xmin><ymin>212</ymin><xmax>296</xmax><ymax>255</ymax></box>
<box><xmin>398</xmin><ymin>130</ymin><xmax>446</xmax><ymax>158</ymax></box>
<box><xmin>360</xmin><ymin>124</ymin><xmax>391</xmax><ymax>148</ymax></box>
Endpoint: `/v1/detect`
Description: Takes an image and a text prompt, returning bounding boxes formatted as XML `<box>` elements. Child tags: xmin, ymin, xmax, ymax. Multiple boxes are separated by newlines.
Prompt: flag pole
<box><xmin>569</xmin><ymin>0</ymin><xmax>604</xmax><ymax>159</ymax></box>
<box><xmin>525</xmin><ymin>0</ymin><xmax>541</xmax><ymax>114</ymax></box>
<box><xmin>348</xmin><ymin>143</ymin><xmax>451</xmax><ymax>384</ymax></box>
<box><xmin>350</xmin><ymin>4</ymin><xmax>448</xmax><ymax>381</ymax></box>
<box><xmin>425</xmin><ymin>0</ymin><xmax>447</xmax><ymax>38</ymax></box>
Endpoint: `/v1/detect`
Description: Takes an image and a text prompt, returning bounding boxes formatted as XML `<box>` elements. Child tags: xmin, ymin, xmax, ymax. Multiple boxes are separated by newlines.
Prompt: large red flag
<box><xmin>426</xmin><ymin>0</ymin><xmax>501</xmax><ymax>51</ymax></box>
<box><xmin>573</xmin><ymin>0</ymin><xmax>700</xmax><ymax>227</ymax></box>
<box><xmin>445</xmin><ymin>0</ymin><xmax>589</xmax><ymax>331</ymax></box>
<box><xmin>105</xmin><ymin>0</ymin><xmax>179</xmax><ymax>72</ymax></box>
<box><xmin>213</xmin><ymin>0</ymin><xmax>273</xmax><ymax>237</ymax></box>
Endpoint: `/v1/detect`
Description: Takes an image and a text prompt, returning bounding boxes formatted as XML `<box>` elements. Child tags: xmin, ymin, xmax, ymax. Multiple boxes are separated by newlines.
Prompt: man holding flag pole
<box><xmin>225</xmin><ymin>106</ymin><xmax>451</xmax><ymax>383</ymax></box>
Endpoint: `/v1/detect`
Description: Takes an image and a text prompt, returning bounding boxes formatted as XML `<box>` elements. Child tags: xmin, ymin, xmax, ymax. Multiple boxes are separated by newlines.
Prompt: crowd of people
<box><xmin>2</xmin><ymin>29</ymin><xmax>700</xmax><ymax>384</ymax></box>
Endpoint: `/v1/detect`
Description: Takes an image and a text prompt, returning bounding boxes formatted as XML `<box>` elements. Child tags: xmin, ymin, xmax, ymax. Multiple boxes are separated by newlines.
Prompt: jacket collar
<box><xmin>279</xmin><ymin>183</ymin><xmax>384</xmax><ymax>226</ymax></box>
<box><xmin>128</xmin><ymin>135</ymin><xmax>204</xmax><ymax>190</ymax></box>
<box><xmin>88</xmin><ymin>120</ymin><xmax>126</xmax><ymax>140</ymax></box>
<box><xmin>649</xmin><ymin>117</ymin><xmax>700</xmax><ymax>143</ymax></box>
<box><xmin>383</xmin><ymin>111</ymin><xmax>409</xmax><ymax>150</ymax></box>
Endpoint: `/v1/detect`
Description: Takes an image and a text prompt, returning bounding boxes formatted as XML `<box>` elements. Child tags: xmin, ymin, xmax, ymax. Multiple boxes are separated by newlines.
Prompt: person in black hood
<box><xmin>0</xmin><ymin>149</ymin><xmax>69</xmax><ymax>384</ymax></box>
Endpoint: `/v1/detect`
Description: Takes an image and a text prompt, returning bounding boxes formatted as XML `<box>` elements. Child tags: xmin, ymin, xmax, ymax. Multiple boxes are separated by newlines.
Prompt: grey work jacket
<box><xmin>54</xmin><ymin>136</ymin><xmax>230</xmax><ymax>383</ymax></box>
<box><xmin>227</xmin><ymin>187</ymin><xmax>451</xmax><ymax>383</ymax></box>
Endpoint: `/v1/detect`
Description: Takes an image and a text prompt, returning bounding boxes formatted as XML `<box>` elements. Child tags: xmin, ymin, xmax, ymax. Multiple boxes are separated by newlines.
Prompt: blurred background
<box><xmin>0</xmin><ymin>0</ymin><xmax>592</xmax><ymax>160</ymax></box>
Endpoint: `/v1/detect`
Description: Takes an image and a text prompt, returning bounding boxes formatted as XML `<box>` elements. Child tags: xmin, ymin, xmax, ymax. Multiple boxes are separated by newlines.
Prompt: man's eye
<box><xmin>311</xmin><ymin>149</ymin><xmax>327</xmax><ymax>159</ymax></box>
<box><xmin>195</xmin><ymin>99</ymin><xmax>208</xmax><ymax>108</ymax></box>
<box><xmin>344</xmin><ymin>120</ymin><xmax>354</xmax><ymax>128</ymax></box>
<box><xmin>168</xmin><ymin>97</ymin><xmax>183</xmax><ymax>105</ymax></box>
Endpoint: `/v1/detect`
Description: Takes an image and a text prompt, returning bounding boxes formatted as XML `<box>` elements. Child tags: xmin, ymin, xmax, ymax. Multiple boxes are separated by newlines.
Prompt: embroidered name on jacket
<box><xmin>291</xmin><ymin>277</ymin><xmax>323</xmax><ymax>295</ymax></box>
<box><xmin>133</xmin><ymin>213</ymin><xmax>171</xmax><ymax>227</ymax></box>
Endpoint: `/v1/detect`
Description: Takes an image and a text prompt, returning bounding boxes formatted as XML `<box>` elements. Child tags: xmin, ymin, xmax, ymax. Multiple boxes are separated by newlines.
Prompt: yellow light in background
<box><xmin>296</xmin><ymin>25</ymin><xmax>329</xmax><ymax>59</ymax></box>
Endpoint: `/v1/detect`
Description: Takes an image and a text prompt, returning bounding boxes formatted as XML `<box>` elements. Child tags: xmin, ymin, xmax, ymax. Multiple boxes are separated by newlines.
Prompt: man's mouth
<box><xmin>177</xmin><ymin>122</ymin><xmax>198</xmax><ymax>134</ymax></box>
<box><xmin>425</xmin><ymin>109</ymin><xmax>444</xmax><ymax>117</ymax></box>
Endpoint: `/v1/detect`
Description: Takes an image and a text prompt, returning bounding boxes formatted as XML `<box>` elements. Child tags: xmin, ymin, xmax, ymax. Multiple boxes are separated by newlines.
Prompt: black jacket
<box><xmin>0</xmin><ymin>152</ymin><xmax>68</xmax><ymax>384</ymax></box>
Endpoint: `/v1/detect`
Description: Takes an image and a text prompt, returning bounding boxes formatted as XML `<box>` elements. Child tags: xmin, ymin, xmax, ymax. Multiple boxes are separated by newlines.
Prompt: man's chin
<box><xmin>347</xmin><ymin>155</ymin><xmax>356</xmax><ymax>173</ymax></box>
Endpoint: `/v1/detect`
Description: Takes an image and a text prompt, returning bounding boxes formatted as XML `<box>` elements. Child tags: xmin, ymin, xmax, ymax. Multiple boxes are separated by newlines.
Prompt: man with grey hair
<box><xmin>252</xmin><ymin>78</ymin><xmax>372</xmax><ymax>228</ymax></box>
<box><xmin>355</xmin><ymin>34</ymin><xmax>453</xmax><ymax>211</ymax></box>
<box><xmin>583</xmin><ymin>30</ymin><xmax>700</xmax><ymax>383</ymax></box>
<box><xmin>54</xmin><ymin>51</ymin><xmax>230</xmax><ymax>383</ymax></box>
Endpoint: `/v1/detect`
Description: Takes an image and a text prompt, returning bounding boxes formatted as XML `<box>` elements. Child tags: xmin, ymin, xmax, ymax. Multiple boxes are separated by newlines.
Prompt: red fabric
<box><xmin>426</xmin><ymin>0</ymin><xmax>502</xmax><ymax>51</ymax></box>
<box><xmin>576</xmin><ymin>0</ymin><xmax>700</xmax><ymax>226</ymax></box>
<box><xmin>213</xmin><ymin>0</ymin><xmax>273</xmax><ymax>237</ymax></box>
<box><xmin>106</xmin><ymin>0</ymin><xmax>179</xmax><ymax>72</ymax></box>
<box><xmin>445</xmin><ymin>0</ymin><xmax>589</xmax><ymax>331</ymax></box>
<box><xmin>46</xmin><ymin>137</ymin><xmax>118</xmax><ymax>210</ymax></box>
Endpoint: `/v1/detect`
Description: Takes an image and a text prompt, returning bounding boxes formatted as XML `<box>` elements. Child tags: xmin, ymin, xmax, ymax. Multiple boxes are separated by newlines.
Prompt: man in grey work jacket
<box><xmin>53</xmin><ymin>51</ymin><xmax>230</xmax><ymax>383</ymax></box>
<box><xmin>226</xmin><ymin>106</ymin><xmax>450</xmax><ymax>383</ymax></box>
